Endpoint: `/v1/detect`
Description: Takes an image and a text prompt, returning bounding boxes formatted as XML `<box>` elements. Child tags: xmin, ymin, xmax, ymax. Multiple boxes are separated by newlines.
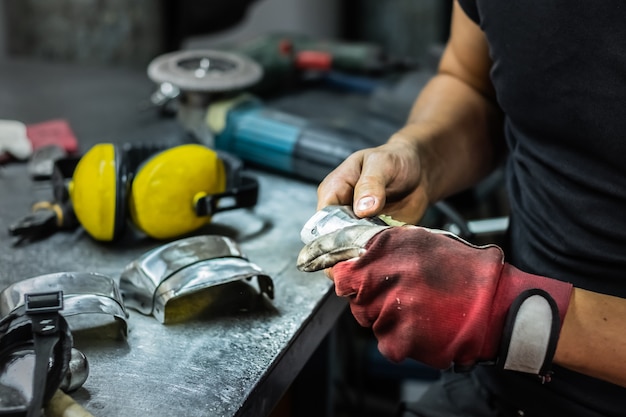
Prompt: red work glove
<box><xmin>297</xmin><ymin>224</ymin><xmax>573</xmax><ymax>377</ymax></box>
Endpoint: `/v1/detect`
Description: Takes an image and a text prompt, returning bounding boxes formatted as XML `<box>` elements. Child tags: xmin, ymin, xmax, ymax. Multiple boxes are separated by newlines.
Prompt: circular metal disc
<box><xmin>147</xmin><ymin>49</ymin><xmax>263</xmax><ymax>93</ymax></box>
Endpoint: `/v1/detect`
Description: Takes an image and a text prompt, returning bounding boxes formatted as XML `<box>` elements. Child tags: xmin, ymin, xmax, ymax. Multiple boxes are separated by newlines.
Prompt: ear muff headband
<box><xmin>129</xmin><ymin>144</ymin><xmax>227</xmax><ymax>239</ymax></box>
<box><xmin>69</xmin><ymin>144</ymin><xmax>122</xmax><ymax>241</ymax></box>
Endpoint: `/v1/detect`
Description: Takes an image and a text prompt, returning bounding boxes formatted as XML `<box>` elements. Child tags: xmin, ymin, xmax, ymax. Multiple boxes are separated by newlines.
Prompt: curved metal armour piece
<box><xmin>119</xmin><ymin>234</ymin><xmax>274</xmax><ymax>323</ymax></box>
<box><xmin>0</xmin><ymin>272</ymin><xmax>129</xmax><ymax>337</ymax></box>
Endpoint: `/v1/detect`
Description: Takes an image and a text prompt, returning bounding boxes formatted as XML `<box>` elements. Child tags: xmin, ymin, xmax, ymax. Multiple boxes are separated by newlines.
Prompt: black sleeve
<box><xmin>456</xmin><ymin>0</ymin><xmax>481</xmax><ymax>24</ymax></box>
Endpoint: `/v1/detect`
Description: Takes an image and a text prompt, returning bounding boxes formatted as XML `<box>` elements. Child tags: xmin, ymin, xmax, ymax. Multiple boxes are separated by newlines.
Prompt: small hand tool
<box><xmin>8</xmin><ymin>200</ymin><xmax>78</xmax><ymax>244</ymax></box>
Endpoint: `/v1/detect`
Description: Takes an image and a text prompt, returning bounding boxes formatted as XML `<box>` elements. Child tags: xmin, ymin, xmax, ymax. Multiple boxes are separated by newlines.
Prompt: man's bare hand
<box><xmin>317</xmin><ymin>137</ymin><xmax>429</xmax><ymax>225</ymax></box>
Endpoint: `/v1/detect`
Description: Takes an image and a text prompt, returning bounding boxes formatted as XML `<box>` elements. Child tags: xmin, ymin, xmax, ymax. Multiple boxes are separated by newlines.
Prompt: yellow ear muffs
<box><xmin>128</xmin><ymin>144</ymin><xmax>228</xmax><ymax>239</ymax></box>
<box><xmin>68</xmin><ymin>143</ymin><xmax>130</xmax><ymax>241</ymax></box>
<box><xmin>67</xmin><ymin>142</ymin><xmax>257</xmax><ymax>242</ymax></box>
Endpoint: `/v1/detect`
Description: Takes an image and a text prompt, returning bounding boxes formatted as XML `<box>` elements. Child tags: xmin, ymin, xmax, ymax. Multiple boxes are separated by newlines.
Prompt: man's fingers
<box><xmin>353</xmin><ymin>182</ymin><xmax>386</xmax><ymax>218</ymax></box>
<box><xmin>317</xmin><ymin>151</ymin><xmax>366</xmax><ymax>210</ymax></box>
<box><xmin>353</xmin><ymin>146</ymin><xmax>418</xmax><ymax>218</ymax></box>
<box><xmin>352</xmin><ymin>151</ymin><xmax>394</xmax><ymax>217</ymax></box>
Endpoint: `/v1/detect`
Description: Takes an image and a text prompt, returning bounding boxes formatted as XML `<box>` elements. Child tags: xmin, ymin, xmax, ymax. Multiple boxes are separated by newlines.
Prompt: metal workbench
<box><xmin>0</xmin><ymin>59</ymin><xmax>346</xmax><ymax>417</ymax></box>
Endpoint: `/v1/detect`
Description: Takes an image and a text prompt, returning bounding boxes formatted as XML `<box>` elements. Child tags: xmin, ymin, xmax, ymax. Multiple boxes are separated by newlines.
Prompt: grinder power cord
<box><xmin>297</xmin><ymin>206</ymin><xmax>573</xmax><ymax>381</ymax></box>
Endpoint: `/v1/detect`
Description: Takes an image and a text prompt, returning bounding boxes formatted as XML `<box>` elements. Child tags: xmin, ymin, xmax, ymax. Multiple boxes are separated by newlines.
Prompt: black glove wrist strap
<box><xmin>498</xmin><ymin>289</ymin><xmax>561</xmax><ymax>382</ymax></box>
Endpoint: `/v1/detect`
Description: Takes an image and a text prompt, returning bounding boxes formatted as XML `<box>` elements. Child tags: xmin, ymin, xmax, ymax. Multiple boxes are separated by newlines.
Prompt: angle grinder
<box><xmin>147</xmin><ymin>49</ymin><xmax>263</xmax><ymax>147</ymax></box>
<box><xmin>147</xmin><ymin>49</ymin><xmax>373</xmax><ymax>183</ymax></box>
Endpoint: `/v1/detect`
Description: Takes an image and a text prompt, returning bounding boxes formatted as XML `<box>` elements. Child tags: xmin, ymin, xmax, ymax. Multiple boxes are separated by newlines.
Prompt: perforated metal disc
<box><xmin>147</xmin><ymin>49</ymin><xmax>263</xmax><ymax>93</ymax></box>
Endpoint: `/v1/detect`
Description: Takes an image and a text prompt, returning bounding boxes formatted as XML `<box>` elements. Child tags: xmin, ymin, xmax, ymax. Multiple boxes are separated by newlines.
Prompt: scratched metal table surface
<box><xmin>0</xmin><ymin>58</ymin><xmax>346</xmax><ymax>417</ymax></box>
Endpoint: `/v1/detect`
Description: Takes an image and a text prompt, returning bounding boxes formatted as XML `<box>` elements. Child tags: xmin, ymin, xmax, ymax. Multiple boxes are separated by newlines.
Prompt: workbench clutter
<box><xmin>9</xmin><ymin>142</ymin><xmax>259</xmax><ymax>244</ymax></box>
<box><xmin>1</xmin><ymin>53</ymin><xmax>335</xmax><ymax>417</ymax></box>
<box><xmin>0</xmin><ymin>235</ymin><xmax>276</xmax><ymax>416</ymax></box>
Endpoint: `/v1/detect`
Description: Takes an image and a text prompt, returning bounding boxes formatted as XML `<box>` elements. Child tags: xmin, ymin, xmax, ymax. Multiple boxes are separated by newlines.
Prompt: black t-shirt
<box><xmin>456</xmin><ymin>1</ymin><xmax>626</xmax><ymax>416</ymax></box>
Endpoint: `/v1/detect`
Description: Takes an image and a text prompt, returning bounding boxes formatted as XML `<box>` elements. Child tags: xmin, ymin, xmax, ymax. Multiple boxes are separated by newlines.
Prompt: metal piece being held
<box><xmin>119</xmin><ymin>235</ymin><xmax>274</xmax><ymax>323</ymax></box>
<box><xmin>300</xmin><ymin>205</ymin><xmax>388</xmax><ymax>244</ymax></box>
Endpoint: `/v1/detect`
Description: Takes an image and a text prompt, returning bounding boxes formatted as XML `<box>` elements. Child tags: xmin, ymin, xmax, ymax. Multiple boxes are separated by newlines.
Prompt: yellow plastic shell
<box><xmin>129</xmin><ymin>144</ymin><xmax>227</xmax><ymax>239</ymax></box>
<box><xmin>69</xmin><ymin>144</ymin><xmax>117</xmax><ymax>241</ymax></box>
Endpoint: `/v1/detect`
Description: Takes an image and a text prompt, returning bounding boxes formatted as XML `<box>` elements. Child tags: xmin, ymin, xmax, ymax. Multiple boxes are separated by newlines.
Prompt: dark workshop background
<box><xmin>0</xmin><ymin>2</ymin><xmax>481</xmax><ymax>417</ymax></box>
<box><xmin>0</xmin><ymin>0</ymin><xmax>451</xmax><ymax>69</ymax></box>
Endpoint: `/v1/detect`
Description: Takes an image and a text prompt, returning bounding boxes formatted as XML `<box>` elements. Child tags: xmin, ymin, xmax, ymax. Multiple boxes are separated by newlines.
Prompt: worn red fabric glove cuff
<box><xmin>483</xmin><ymin>264</ymin><xmax>573</xmax><ymax>378</ymax></box>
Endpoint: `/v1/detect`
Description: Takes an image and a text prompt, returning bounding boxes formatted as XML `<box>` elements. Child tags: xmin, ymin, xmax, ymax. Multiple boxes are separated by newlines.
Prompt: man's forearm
<box><xmin>555</xmin><ymin>288</ymin><xmax>626</xmax><ymax>388</ymax></box>
<box><xmin>389</xmin><ymin>72</ymin><xmax>504</xmax><ymax>204</ymax></box>
<box><xmin>382</xmin><ymin>2</ymin><xmax>505</xmax><ymax>204</ymax></box>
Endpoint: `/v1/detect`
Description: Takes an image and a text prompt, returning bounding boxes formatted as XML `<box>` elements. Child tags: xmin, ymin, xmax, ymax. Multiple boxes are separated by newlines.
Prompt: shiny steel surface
<box><xmin>300</xmin><ymin>204</ymin><xmax>386</xmax><ymax>244</ymax></box>
<box><xmin>0</xmin><ymin>272</ymin><xmax>128</xmax><ymax>337</ymax></box>
<box><xmin>59</xmin><ymin>348</ymin><xmax>90</xmax><ymax>392</ymax></box>
<box><xmin>120</xmin><ymin>235</ymin><xmax>274</xmax><ymax>323</ymax></box>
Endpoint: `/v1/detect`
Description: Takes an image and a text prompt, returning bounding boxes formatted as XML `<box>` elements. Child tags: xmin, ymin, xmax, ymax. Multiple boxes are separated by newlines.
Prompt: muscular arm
<box><xmin>426</xmin><ymin>4</ymin><xmax>626</xmax><ymax>388</ymax></box>
<box><xmin>317</xmin><ymin>3</ymin><xmax>504</xmax><ymax>223</ymax></box>
<box><xmin>314</xmin><ymin>2</ymin><xmax>626</xmax><ymax>389</ymax></box>
<box><xmin>555</xmin><ymin>288</ymin><xmax>626</xmax><ymax>387</ymax></box>
<box><xmin>393</xmin><ymin>1</ymin><xmax>503</xmax><ymax>204</ymax></box>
